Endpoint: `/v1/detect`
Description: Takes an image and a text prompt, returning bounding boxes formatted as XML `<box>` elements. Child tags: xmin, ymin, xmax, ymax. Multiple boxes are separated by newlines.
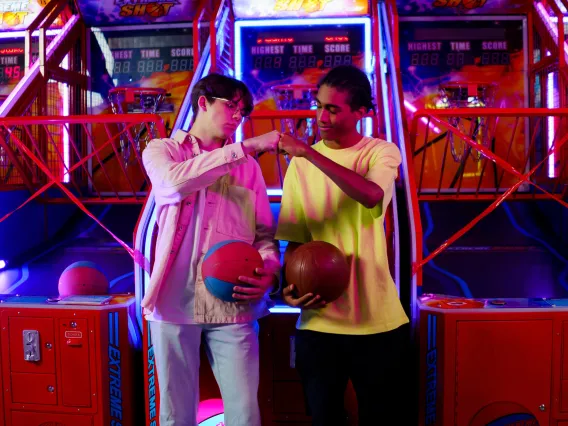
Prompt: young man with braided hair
<box><xmin>276</xmin><ymin>65</ymin><xmax>409</xmax><ymax>425</ymax></box>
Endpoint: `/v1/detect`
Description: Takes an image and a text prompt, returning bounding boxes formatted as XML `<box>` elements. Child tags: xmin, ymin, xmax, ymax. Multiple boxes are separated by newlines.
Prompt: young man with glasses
<box><xmin>142</xmin><ymin>73</ymin><xmax>281</xmax><ymax>426</ymax></box>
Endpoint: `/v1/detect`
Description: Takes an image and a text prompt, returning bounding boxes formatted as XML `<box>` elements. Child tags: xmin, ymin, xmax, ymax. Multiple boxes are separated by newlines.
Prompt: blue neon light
<box><xmin>235</xmin><ymin>17</ymin><xmax>373</xmax><ymax>80</ymax></box>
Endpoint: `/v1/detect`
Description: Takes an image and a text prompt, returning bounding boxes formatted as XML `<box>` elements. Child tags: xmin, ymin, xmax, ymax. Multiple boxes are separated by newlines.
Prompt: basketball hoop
<box><xmin>108</xmin><ymin>87</ymin><xmax>171</xmax><ymax>167</ymax></box>
<box><xmin>271</xmin><ymin>84</ymin><xmax>318</xmax><ymax>164</ymax></box>
<box><xmin>437</xmin><ymin>81</ymin><xmax>496</xmax><ymax>163</ymax></box>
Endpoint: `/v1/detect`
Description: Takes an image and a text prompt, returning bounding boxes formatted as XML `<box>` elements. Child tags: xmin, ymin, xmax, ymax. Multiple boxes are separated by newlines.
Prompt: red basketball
<box><xmin>285</xmin><ymin>241</ymin><xmax>350</xmax><ymax>303</ymax></box>
<box><xmin>202</xmin><ymin>240</ymin><xmax>264</xmax><ymax>302</ymax></box>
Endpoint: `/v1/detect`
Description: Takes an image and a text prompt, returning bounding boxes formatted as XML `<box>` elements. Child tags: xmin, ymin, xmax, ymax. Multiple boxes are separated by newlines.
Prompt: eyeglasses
<box><xmin>212</xmin><ymin>97</ymin><xmax>250</xmax><ymax>120</ymax></box>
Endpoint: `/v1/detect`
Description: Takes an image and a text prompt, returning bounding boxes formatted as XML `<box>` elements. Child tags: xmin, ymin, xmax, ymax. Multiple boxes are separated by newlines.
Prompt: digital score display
<box><xmin>250</xmin><ymin>33</ymin><xmax>354</xmax><ymax>70</ymax></box>
<box><xmin>399</xmin><ymin>19</ymin><xmax>524</xmax><ymax>71</ymax></box>
<box><xmin>238</xmin><ymin>23</ymin><xmax>366</xmax><ymax>95</ymax></box>
<box><xmin>95</xmin><ymin>27</ymin><xmax>194</xmax><ymax>86</ymax></box>
<box><xmin>0</xmin><ymin>43</ymin><xmax>28</xmax><ymax>88</ymax></box>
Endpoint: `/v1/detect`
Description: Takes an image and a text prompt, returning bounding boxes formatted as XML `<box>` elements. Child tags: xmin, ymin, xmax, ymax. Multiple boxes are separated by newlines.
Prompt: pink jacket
<box><xmin>141</xmin><ymin>130</ymin><xmax>281</xmax><ymax>323</ymax></box>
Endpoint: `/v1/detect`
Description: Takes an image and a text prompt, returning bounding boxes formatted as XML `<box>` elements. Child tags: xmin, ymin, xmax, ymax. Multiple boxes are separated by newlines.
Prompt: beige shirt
<box><xmin>276</xmin><ymin>137</ymin><xmax>409</xmax><ymax>334</ymax></box>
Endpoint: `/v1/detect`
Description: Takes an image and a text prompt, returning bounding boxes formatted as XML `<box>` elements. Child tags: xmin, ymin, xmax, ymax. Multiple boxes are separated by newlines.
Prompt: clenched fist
<box><xmin>242</xmin><ymin>130</ymin><xmax>281</xmax><ymax>155</ymax></box>
<box><xmin>278</xmin><ymin>133</ymin><xmax>310</xmax><ymax>158</ymax></box>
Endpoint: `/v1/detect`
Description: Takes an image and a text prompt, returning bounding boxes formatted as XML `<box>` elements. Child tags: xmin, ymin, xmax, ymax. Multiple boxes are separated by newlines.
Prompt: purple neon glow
<box><xmin>535</xmin><ymin>1</ymin><xmax>562</xmax><ymax>177</ymax></box>
<box><xmin>547</xmin><ymin>72</ymin><xmax>557</xmax><ymax>177</ymax></box>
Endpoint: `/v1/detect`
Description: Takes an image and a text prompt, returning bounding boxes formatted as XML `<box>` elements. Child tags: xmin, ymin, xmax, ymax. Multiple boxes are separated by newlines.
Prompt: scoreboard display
<box><xmin>0</xmin><ymin>45</ymin><xmax>24</xmax><ymax>85</ymax></box>
<box><xmin>0</xmin><ymin>38</ymin><xmax>36</xmax><ymax>97</ymax></box>
<box><xmin>399</xmin><ymin>17</ymin><xmax>525</xmax><ymax>75</ymax></box>
<box><xmin>399</xmin><ymin>16</ymin><xmax>528</xmax><ymax>192</ymax></box>
<box><xmin>236</xmin><ymin>19</ymin><xmax>369</xmax><ymax>100</ymax></box>
<box><xmin>92</xmin><ymin>26</ymin><xmax>193</xmax><ymax>87</ymax></box>
<box><xmin>250</xmin><ymin>32</ymin><xmax>355</xmax><ymax>71</ymax></box>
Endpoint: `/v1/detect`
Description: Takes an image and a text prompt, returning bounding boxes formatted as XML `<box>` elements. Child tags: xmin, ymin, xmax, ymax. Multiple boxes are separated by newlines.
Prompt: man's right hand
<box><xmin>282</xmin><ymin>284</ymin><xmax>326</xmax><ymax>309</ymax></box>
<box><xmin>242</xmin><ymin>130</ymin><xmax>281</xmax><ymax>155</ymax></box>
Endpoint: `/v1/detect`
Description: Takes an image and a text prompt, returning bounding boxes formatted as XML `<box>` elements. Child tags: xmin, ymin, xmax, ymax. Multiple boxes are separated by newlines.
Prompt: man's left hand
<box><xmin>233</xmin><ymin>268</ymin><xmax>277</xmax><ymax>302</ymax></box>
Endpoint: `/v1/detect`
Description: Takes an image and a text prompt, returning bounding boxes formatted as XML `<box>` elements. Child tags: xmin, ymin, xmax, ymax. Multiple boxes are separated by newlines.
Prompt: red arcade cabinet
<box><xmin>0</xmin><ymin>294</ymin><xmax>138</xmax><ymax>426</ymax></box>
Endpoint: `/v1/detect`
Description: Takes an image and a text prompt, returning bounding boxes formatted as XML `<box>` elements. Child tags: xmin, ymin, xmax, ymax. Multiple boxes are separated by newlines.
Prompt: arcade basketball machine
<box><xmin>388</xmin><ymin>0</ymin><xmax>568</xmax><ymax>424</ymax></box>
<box><xmin>0</xmin><ymin>0</ymin><xmax>64</xmax><ymax>105</ymax></box>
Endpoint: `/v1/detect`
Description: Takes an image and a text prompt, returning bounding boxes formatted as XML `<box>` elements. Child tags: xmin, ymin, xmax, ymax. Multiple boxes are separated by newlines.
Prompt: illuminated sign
<box><xmin>233</xmin><ymin>0</ymin><xmax>369</xmax><ymax>18</ymax></box>
<box><xmin>0</xmin><ymin>0</ymin><xmax>63</xmax><ymax>31</ymax></box>
<box><xmin>396</xmin><ymin>0</ymin><xmax>530</xmax><ymax>15</ymax></box>
<box><xmin>77</xmin><ymin>0</ymin><xmax>201</xmax><ymax>26</ymax></box>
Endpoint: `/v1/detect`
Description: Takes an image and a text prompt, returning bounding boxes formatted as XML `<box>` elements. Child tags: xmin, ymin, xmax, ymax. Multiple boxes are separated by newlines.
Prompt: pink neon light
<box><xmin>547</xmin><ymin>72</ymin><xmax>557</xmax><ymax>177</ymax></box>
<box><xmin>197</xmin><ymin>399</ymin><xmax>224</xmax><ymax>423</ymax></box>
<box><xmin>404</xmin><ymin>100</ymin><xmax>441</xmax><ymax>133</ymax></box>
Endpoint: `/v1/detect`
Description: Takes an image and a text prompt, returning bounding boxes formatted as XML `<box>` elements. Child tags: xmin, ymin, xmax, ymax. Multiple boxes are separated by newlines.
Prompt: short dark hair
<box><xmin>318</xmin><ymin>65</ymin><xmax>375</xmax><ymax>113</ymax></box>
<box><xmin>191</xmin><ymin>73</ymin><xmax>254</xmax><ymax>119</ymax></box>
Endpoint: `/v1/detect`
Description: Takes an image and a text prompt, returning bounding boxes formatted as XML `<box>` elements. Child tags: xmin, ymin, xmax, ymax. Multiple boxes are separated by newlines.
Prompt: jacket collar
<box><xmin>173</xmin><ymin>129</ymin><xmax>233</xmax><ymax>158</ymax></box>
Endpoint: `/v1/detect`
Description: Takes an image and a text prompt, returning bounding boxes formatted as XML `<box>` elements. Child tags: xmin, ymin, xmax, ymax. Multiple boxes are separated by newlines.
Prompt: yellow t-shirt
<box><xmin>275</xmin><ymin>137</ymin><xmax>409</xmax><ymax>335</ymax></box>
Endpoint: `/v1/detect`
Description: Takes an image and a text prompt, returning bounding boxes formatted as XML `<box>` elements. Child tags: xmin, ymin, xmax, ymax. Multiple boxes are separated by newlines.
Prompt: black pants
<box><xmin>295</xmin><ymin>325</ymin><xmax>408</xmax><ymax>426</ymax></box>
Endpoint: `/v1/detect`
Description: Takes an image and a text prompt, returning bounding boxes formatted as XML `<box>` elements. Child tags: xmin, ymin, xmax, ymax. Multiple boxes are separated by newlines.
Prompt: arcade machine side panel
<box><xmin>555</xmin><ymin>318</ymin><xmax>568</xmax><ymax>423</ymax></box>
<box><xmin>97</xmin><ymin>300</ymin><xmax>138</xmax><ymax>426</ymax></box>
<box><xmin>0</xmin><ymin>296</ymin><xmax>136</xmax><ymax>426</ymax></box>
<box><xmin>418</xmin><ymin>306</ymin><xmax>452</xmax><ymax>426</ymax></box>
<box><xmin>142</xmin><ymin>315</ymin><xmax>159</xmax><ymax>426</ymax></box>
<box><xmin>0</xmin><ymin>305</ymin><xmax>96</xmax><ymax>425</ymax></box>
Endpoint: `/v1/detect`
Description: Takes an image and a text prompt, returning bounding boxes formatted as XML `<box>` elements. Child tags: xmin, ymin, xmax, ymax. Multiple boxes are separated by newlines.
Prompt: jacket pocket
<box><xmin>216</xmin><ymin>184</ymin><xmax>256</xmax><ymax>243</ymax></box>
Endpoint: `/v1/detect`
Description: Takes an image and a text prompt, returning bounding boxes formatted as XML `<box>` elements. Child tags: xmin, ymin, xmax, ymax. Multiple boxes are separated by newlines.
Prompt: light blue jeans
<box><xmin>149</xmin><ymin>321</ymin><xmax>261</xmax><ymax>426</ymax></box>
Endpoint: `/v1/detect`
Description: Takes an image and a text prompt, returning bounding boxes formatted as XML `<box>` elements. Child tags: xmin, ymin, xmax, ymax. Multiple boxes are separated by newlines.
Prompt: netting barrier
<box><xmin>0</xmin><ymin>114</ymin><xmax>167</xmax><ymax>271</ymax></box>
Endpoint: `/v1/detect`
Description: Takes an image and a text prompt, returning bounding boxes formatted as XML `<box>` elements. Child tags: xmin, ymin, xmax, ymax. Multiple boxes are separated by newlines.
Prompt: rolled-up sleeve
<box><xmin>366</xmin><ymin>142</ymin><xmax>401</xmax><ymax>219</ymax></box>
<box><xmin>142</xmin><ymin>134</ymin><xmax>246</xmax><ymax>205</ymax></box>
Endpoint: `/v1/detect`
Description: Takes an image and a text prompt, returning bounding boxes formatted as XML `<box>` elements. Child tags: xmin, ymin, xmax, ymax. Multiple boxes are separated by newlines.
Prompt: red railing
<box><xmin>409</xmin><ymin>108</ymin><xmax>567</xmax><ymax>200</ymax></box>
<box><xmin>407</xmin><ymin>108</ymin><xmax>568</xmax><ymax>285</ymax></box>
<box><xmin>0</xmin><ymin>114</ymin><xmax>166</xmax><ymax>203</ymax></box>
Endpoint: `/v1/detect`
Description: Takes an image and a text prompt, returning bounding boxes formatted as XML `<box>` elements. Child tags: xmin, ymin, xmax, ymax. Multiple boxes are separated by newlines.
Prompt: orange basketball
<box><xmin>146</xmin><ymin>4</ymin><xmax>165</xmax><ymax>17</ymax></box>
<box><xmin>285</xmin><ymin>241</ymin><xmax>350</xmax><ymax>303</ymax></box>
<box><xmin>3</xmin><ymin>13</ymin><xmax>21</xmax><ymax>27</ymax></box>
